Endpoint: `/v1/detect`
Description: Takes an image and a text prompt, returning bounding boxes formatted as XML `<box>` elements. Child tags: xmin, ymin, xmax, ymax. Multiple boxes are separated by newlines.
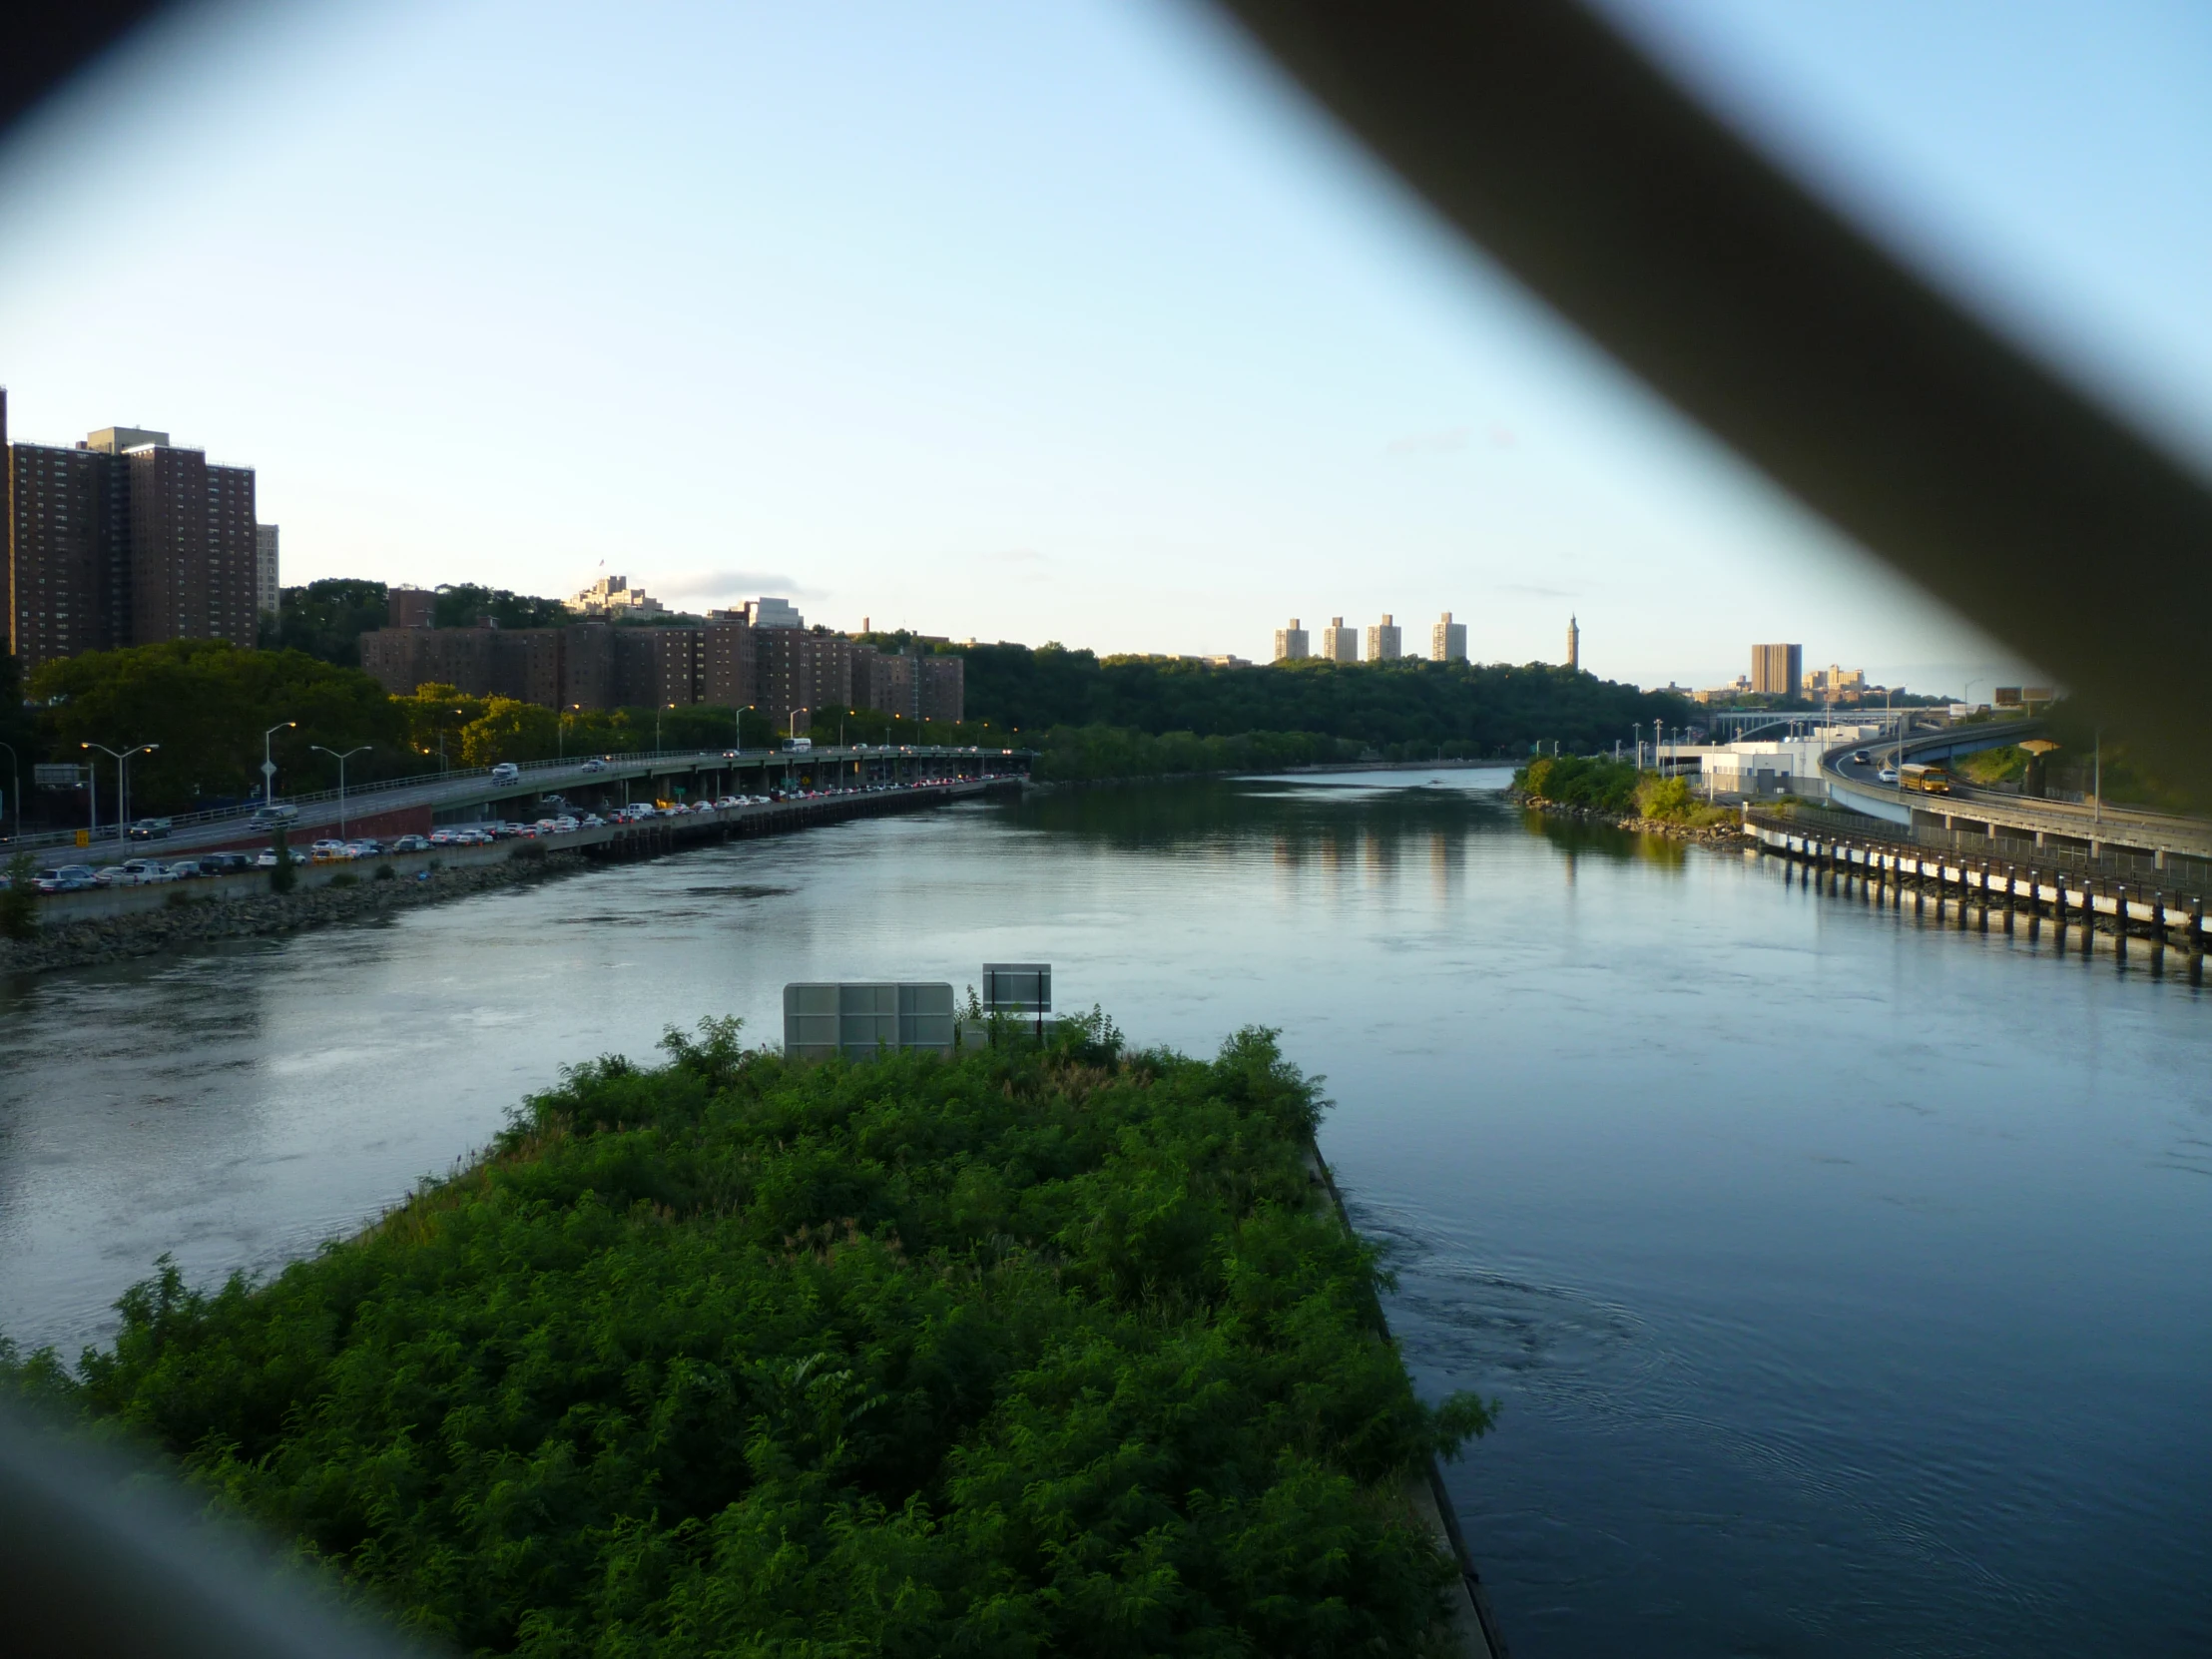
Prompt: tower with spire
<box><xmin>1566</xmin><ymin>615</ymin><xmax>1580</xmax><ymax>671</ymax></box>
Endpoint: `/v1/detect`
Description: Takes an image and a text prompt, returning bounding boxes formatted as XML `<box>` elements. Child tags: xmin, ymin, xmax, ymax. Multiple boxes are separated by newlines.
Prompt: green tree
<box><xmin>430</xmin><ymin>583</ymin><xmax>571</xmax><ymax>631</ymax></box>
<box><xmin>28</xmin><ymin>641</ymin><xmax>408</xmax><ymax>813</ymax></box>
<box><xmin>261</xmin><ymin>579</ymin><xmax>390</xmax><ymax>667</ymax></box>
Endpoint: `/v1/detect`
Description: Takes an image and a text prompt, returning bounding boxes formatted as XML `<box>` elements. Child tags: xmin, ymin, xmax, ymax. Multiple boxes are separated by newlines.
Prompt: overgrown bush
<box><xmin>372</xmin><ymin>862</ymin><xmax>395</xmax><ymax>881</ymax></box>
<box><xmin>1513</xmin><ymin>754</ymin><xmax>1641</xmax><ymax>813</ymax></box>
<box><xmin>0</xmin><ymin>852</ymin><xmax>35</xmax><ymax>940</ymax></box>
<box><xmin>3</xmin><ymin>1023</ymin><xmax>1492</xmax><ymax>1657</ymax></box>
<box><xmin>324</xmin><ymin>871</ymin><xmax>358</xmax><ymax>889</ymax></box>
<box><xmin>508</xmin><ymin>838</ymin><xmax>547</xmax><ymax>864</ymax></box>
<box><xmin>268</xmin><ymin>825</ymin><xmax>296</xmax><ymax>894</ymax></box>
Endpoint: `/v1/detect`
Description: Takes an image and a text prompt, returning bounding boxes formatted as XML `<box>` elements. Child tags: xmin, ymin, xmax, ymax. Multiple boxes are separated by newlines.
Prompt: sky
<box><xmin>2</xmin><ymin>0</ymin><xmax>2207</xmax><ymax>695</ymax></box>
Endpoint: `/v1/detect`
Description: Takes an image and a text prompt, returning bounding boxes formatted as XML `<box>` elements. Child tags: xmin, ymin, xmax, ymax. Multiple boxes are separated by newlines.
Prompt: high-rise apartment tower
<box><xmin>1317</xmin><ymin>616</ymin><xmax>1358</xmax><ymax>663</ymax></box>
<box><xmin>1751</xmin><ymin>642</ymin><xmax>1803</xmax><ymax>697</ymax></box>
<box><xmin>1365</xmin><ymin>614</ymin><xmax>1400</xmax><ymax>661</ymax></box>
<box><xmin>1273</xmin><ymin>618</ymin><xmax>1309</xmax><ymax>662</ymax></box>
<box><xmin>1432</xmin><ymin>611</ymin><xmax>1466</xmax><ymax>662</ymax></box>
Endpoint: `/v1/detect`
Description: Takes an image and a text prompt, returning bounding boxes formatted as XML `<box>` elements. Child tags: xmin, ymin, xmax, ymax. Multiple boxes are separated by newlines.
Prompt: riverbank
<box><xmin>1514</xmin><ymin>790</ymin><xmax>1751</xmax><ymax>847</ymax></box>
<box><xmin>4</xmin><ymin>1020</ymin><xmax>1494</xmax><ymax>1658</ymax></box>
<box><xmin>0</xmin><ymin>849</ymin><xmax>589</xmax><ymax>977</ymax></box>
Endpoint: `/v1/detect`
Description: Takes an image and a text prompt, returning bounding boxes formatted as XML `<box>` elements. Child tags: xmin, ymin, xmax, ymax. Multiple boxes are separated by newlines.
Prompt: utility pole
<box><xmin>311</xmin><ymin>746</ymin><xmax>370</xmax><ymax>837</ymax></box>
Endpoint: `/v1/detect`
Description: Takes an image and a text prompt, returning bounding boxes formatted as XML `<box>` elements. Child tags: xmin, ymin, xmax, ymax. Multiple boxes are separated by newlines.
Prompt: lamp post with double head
<box><xmin>311</xmin><ymin>746</ymin><xmax>370</xmax><ymax>838</ymax></box>
<box><xmin>81</xmin><ymin>742</ymin><xmax>158</xmax><ymax>852</ymax></box>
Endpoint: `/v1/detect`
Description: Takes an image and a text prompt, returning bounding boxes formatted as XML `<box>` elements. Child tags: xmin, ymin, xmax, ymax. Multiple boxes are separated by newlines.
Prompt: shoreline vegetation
<box><xmin>1</xmin><ymin>1018</ymin><xmax>1494</xmax><ymax>1658</ymax></box>
<box><xmin>1511</xmin><ymin>755</ymin><xmax>1749</xmax><ymax>845</ymax></box>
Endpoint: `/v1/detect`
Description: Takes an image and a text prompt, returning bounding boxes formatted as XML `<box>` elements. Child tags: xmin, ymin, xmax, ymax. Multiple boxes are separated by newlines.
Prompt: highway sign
<box><xmin>34</xmin><ymin>765</ymin><xmax>84</xmax><ymax>788</ymax></box>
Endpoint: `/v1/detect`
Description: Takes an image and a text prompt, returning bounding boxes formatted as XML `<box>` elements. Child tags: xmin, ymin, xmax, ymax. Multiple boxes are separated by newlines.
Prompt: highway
<box><xmin>1820</xmin><ymin>721</ymin><xmax>2212</xmax><ymax>861</ymax></box>
<box><xmin>9</xmin><ymin>745</ymin><xmax>1027</xmax><ymax>864</ymax></box>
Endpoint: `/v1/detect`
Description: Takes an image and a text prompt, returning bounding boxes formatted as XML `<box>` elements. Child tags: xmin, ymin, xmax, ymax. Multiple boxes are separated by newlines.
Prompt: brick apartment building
<box><xmin>358</xmin><ymin>594</ymin><xmax>964</xmax><ymax>727</ymax></box>
<box><xmin>3</xmin><ymin>389</ymin><xmax>270</xmax><ymax>674</ymax></box>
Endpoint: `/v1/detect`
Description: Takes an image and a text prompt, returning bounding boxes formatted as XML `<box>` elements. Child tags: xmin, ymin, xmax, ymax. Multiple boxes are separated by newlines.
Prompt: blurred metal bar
<box><xmin>0</xmin><ymin>2</ymin><xmax>171</xmax><ymax>139</ymax></box>
<box><xmin>1208</xmin><ymin>0</ymin><xmax>2212</xmax><ymax>793</ymax></box>
<box><xmin>0</xmin><ymin>1401</ymin><xmax>430</xmax><ymax>1659</ymax></box>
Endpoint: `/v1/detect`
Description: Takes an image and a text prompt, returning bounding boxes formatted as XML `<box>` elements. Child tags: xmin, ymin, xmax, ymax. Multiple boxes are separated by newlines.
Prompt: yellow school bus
<box><xmin>1899</xmin><ymin>763</ymin><xmax>1952</xmax><ymax>795</ymax></box>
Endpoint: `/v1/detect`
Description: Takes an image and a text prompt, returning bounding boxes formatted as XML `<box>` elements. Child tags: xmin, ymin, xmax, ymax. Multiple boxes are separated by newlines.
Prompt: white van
<box><xmin>489</xmin><ymin>762</ymin><xmax>521</xmax><ymax>785</ymax></box>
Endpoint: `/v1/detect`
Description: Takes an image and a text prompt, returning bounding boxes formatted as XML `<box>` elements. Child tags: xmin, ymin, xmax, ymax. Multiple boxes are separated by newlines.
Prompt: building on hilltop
<box><xmin>1364</xmin><ymin>614</ymin><xmax>1401</xmax><ymax>661</ymax></box>
<box><xmin>739</xmin><ymin>596</ymin><xmax>802</xmax><ymax>629</ymax></box>
<box><xmin>1273</xmin><ymin>618</ymin><xmax>1309</xmax><ymax>662</ymax></box>
<box><xmin>1566</xmin><ymin>615</ymin><xmax>1580</xmax><ymax>671</ymax></box>
<box><xmin>4</xmin><ymin>390</ymin><xmax>260</xmax><ymax>674</ymax></box>
<box><xmin>1432</xmin><ymin>611</ymin><xmax>1466</xmax><ymax>662</ymax></box>
<box><xmin>1804</xmin><ymin>663</ymin><xmax>1867</xmax><ymax>703</ymax></box>
<box><xmin>387</xmin><ymin>584</ymin><xmax>434</xmax><ymax>629</ymax></box>
<box><xmin>566</xmin><ymin>573</ymin><xmax>665</xmax><ymax>619</ymax></box>
<box><xmin>1751</xmin><ymin>642</ymin><xmax>1803</xmax><ymax>697</ymax></box>
<box><xmin>1316</xmin><ymin>616</ymin><xmax>1358</xmax><ymax>663</ymax></box>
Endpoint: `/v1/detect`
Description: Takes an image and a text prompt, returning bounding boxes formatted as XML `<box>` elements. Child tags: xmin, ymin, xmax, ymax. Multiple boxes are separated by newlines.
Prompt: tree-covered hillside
<box><xmin>957</xmin><ymin>643</ymin><xmax>1692</xmax><ymax>754</ymax></box>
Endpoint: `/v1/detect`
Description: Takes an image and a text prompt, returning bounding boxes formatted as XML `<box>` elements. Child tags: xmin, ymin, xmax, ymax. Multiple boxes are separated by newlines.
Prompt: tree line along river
<box><xmin>2</xmin><ymin>769</ymin><xmax>2205</xmax><ymax>1657</ymax></box>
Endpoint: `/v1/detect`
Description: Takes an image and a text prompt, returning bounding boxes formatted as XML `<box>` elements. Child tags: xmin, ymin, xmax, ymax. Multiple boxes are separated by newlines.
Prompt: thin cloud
<box><xmin>1385</xmin><ymin>426</ymin><xmax>1469</xmax><ymax>457</ymax></box>
<box><xmin>1494</xmin><ymin>581</ymin><xmax>1576</xmax><ymax>599</ymax></box>
<box><xmin>650</xmin><ymin>569</ymin><xmax>809</xmax><ymax>599</ymax></box>
<box><xmin>977</xmin><ymin>548</ymin><xmax>1048</xmax><ymax>565</ymax></box>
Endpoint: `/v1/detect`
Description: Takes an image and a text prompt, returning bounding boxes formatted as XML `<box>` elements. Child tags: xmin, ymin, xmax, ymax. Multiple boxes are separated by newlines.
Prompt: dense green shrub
<box><xmin>1514</xmin><ymin>754</ymin><xmax>1641</xmax><ymax>813</ymax></box>
<box><xmin>269</xmin><ymin>825</ymin><xmax>296</xmax><ymax>894</ymax></box>
<box><xmin>4</xmin><ymin>1021</ymin><xmax>1490</xmax><ymax>1657</ymax></box>
<box><xmin>0</xmin><ymin>851</ymin><xmax>35</xmax><ymax>940</ymax></box>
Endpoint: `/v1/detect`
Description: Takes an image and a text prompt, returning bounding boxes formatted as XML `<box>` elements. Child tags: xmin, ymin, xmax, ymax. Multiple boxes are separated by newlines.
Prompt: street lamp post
<box><xmin>81</xmin><ymin>742</ymin><xmax>158</xmax><ymax>851</ymax></box>
<box><xmin>263</xmin><ymin>721</ymin><xmax>296</xmax><ymax>808</ymax></box>
<box><xmin>311</xmin><ymin>746</ymin><xmax>370</xmax><ymax>837</ymax></box>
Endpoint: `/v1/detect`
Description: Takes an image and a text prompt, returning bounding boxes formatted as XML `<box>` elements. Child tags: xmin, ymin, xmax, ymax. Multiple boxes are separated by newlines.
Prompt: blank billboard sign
<box><xmin>981</xmin><ymin>963</ymin><xmax>1051</xmax><ymax>1013</ymax></box>
<box><xmin>784</xmin><ymin>982</ymin><xmax>956</xmax><ymax>1060</ymax></box>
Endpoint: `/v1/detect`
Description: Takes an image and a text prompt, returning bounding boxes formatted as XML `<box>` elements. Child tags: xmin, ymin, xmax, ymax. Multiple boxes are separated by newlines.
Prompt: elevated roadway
<box><xmin>1822</xmin><ymin>721</ymin><xmax>2212</xmax><ymax>864</ymax></box>
<box><xmin>10</xmin><ymin>745</ymin><xmax>1028</xmax><ymax>864</ymax></box>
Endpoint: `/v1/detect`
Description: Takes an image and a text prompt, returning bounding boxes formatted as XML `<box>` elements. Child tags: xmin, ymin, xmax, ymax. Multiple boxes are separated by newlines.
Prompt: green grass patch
<box><xmin>2</xmin><ymin>1018</ymin><xmax>1490</xmax><ymax>1657</ymax></box>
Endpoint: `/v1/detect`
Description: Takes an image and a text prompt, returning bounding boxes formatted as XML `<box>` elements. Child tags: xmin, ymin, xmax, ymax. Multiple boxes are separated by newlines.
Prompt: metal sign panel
<box><xmin>981</xmin><ymin>962</ymin><xmax>1050</xmax><ymax>1013</ymax></box>
<box><xmin>784</xmin><ymin>981</ymin><xmax>956</xmax><ymax>1061</ymax></box>
<box><xmin>33</xmin><ymin>765</ymin><xmax>84</xmax><ymax>789</ymax></box>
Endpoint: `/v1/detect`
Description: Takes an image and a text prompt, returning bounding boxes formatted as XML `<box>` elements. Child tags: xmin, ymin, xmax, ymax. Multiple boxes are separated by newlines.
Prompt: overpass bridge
<box><xmin>7</xmin><ymin>745</ymin><xmax>1029</xmax><ymax>863</ymax></box>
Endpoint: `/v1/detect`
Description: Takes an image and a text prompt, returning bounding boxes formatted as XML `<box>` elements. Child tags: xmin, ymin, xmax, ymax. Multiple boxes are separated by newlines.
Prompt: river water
<box><xmin>2</xmin><ymin>771</ymin><xmax>2206</xmax><ymax>1656</ymax></box>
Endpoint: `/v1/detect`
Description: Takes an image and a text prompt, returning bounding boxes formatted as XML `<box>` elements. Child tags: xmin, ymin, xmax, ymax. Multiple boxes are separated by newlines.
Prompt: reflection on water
<box><xmin>3</xmin><ymin>770</ymin><xmax>2207</xmax><ymax>1658</ymax></box>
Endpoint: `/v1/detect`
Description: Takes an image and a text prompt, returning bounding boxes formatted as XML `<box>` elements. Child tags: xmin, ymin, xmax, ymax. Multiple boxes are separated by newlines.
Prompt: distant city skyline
<box><xmin>4</xmin><ymin>0</ymin><xmax>2171</xmax><ymax>695</ymax></box>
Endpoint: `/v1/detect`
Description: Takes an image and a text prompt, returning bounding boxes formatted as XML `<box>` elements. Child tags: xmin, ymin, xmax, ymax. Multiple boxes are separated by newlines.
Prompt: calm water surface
<box><xmin>3</xmin><ymin>771</ymin><xmax>2207</xmax><ymax>1656</ymax></box>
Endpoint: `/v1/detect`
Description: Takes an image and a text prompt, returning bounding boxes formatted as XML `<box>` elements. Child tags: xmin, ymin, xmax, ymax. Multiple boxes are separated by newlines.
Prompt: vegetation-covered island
<box><xmin>4</xmin><ymin>1017</ymin><xmax>1491</xmax><ymax>1657</ymax></box>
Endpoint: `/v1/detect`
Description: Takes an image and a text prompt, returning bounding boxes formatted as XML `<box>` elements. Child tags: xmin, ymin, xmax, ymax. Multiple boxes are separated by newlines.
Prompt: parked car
<box><xmin>581</xmin><ymin>813</ymin><xmax>605</xmax><ymax>828</ymax></box>
<box><xmin>254</xmin><ymin>846</ymin><xmax>307</xmax><ymax>867</ymax></box>
<box><xmin>391</xmin><ymin>833</ymin><xmax>431</xmax><ymax>852</ymax></box>
<box><xmin>199</xmin><ymin>851</ymin><xmax>258</xmax><ymax>874</ymax></box>
<box><xmin>33</xmin><ymin>864</ymin><xmax>98</xmax><ymax>892</ymax></box>
<box><xmin>310</xmin><ymin>838</ymin><xmax>352</xmax><ymax>860</ymax></box>
<box><xmin>489</xmin><ymin>762</ymin><xmax>521</xmax><ymax>785</ymax></box>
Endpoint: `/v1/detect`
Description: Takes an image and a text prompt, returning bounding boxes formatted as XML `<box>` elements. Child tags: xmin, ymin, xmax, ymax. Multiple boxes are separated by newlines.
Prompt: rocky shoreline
<box><xmin>0</xmin><ymin>850</ymin><xmax>591</xmax><ymax>978</ymax></box>
<box><xmin>1513</xmin><ymin>792</ymin><xmax>1752</xmax><ymax>847</ymax></box>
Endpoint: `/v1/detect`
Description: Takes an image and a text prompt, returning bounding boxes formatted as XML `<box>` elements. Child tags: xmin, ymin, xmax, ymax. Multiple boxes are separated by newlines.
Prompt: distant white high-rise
<box><xmin>1273</xmin><ymin>618</ymin><xmax>1310</xmax><ymax>662</ymax></box>
<box><xmin>1365</xmin><ymin>613</ymin><xmax>1401</xmax><ymax>661</ymax></box>
<box><xmin>1431</xmin><ymin>611</ymin><xmax>1466</xmax><ymax>662</ymax></box>
<box><xmin>255</xmin><ymin>524</ymin><xmax>279</xmax><ymax>619</ymax></box>
<box><xmin>1317</xmin><ymin>616</ymin><xmax>1358</xmax><ymax>662</ymax></box>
